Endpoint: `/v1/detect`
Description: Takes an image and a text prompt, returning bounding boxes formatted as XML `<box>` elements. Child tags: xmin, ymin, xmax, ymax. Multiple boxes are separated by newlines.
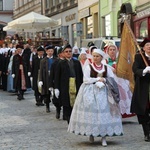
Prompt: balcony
<box><xmin>57</xmin><ymin>3</ymin><xmax>62</xmax><ymax>10</ymax></box>
<box><xmin>63</xmin><ymin>1</ymin><xmax>68</xmax><ymax>8</ymax></box>
<box><xmin>51</xmin><ymin>6</ymin><xmax>56</xmax><ymax>13</ymax></box>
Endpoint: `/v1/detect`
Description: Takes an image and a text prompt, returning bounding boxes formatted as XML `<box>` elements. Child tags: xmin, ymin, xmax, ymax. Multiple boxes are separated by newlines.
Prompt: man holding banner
<box><xmin>131</xmin><ymin>38</ymin><xmax>150</xmax><ymax>142</ymax></box>
<box><xmin>117</xmin><ymin>20</ymin><xmax>150</xmax><ymax>142</ymax></box>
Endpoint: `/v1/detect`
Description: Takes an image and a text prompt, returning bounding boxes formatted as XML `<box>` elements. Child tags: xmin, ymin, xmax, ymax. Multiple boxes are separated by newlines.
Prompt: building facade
<box><xmin>43</xmin><ymin>0</ymin><xmax>78</xmax><ymax>46</ymax></box>
<box><xmin>100</xmin><ymin>0</ymin><xmax>137</xmax><ymax>37</ymax></box>
<box><xmin>0</xmin><ymin>0</ymin><xmax>13</xmax><ymax>39</ymax></box>
<box><xmin>13</xmin><ymin>0</ymin><xmax>42</xmax><ymax>19</ymax></box>
<box><xmin>78</xmin><ymin>0</ymin><xmax>99</xmax><ymax>39</ymax></box>
<box><xmin>133</xmin><ymin>0</ymin><xmax>150</xmax><ymax>38</ymax></box>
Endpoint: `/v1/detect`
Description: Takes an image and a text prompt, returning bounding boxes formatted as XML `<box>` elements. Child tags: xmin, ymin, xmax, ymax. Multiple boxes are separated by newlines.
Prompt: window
<box><xmin>52</xmin><ymin>0</ymin><xmax>55</xmax><ymax>6</ymax></box>
<box><xmin>45</xmin><ymin>0</ymin><xmax>50</xmax><ymax>9</ymax></box>
<box><xmin>0</xmin><ymin>0</ymin><xmax>3</xmax><ymax>10</ymax></box>
<box><xmin>139</xmin><ymin>19</ymin><xmax>148</xmax><ymax>38</ymax></box>
<box><xmin>105</xmin><ymin>14</ymin><xmax>111</xmax><ymax>36</ymax></box>
<box><xmin>72</xmin><ymin>24</ymin><xmax>77</xmax><ymax>46</ymax></box>
<box><xmin>87</xmin><ymin>16</ymin><xmax>93</xmax><ymax>38</ymax></box>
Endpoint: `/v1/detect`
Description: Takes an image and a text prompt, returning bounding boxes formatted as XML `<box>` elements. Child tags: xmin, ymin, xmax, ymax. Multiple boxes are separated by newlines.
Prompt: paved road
<box><xmin>0</xmin><ymin>90</ymin><xmax>149</xmax><ymax>150</ymax></box>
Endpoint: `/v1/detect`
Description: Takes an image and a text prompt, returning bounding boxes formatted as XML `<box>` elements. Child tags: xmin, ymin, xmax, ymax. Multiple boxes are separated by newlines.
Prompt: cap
<box><xmin>140</xmin><ymin>38</ymin><xmax>150</xmax><ymax>47</ymax></box>
<box><xmin>45</xmin><ymin>45</ymin><xmax>54</xmax><ymax>50</ymax></box>
<box><xmin>92</xmin><ymin>49</ymin><xmax>105</xmax><ymax>57</ymax></box>
<box><xmin>62</xmin><ymin>44</ymin><xmax>72</xmax><ymax>52</ymax></box>
<box><xmin>37</xmin><ymin>46</ymin><xmax>45</xmax><ymax>52</ymax></box>
<box><xmin>16</xmin><ymin>45</ymin><xmax>23</xmax><ymax>49</ymax></box>
<box><xmin>57</xmin><ymin>47</ymin><xmax>63</xmax><ymax>55</ymax></box>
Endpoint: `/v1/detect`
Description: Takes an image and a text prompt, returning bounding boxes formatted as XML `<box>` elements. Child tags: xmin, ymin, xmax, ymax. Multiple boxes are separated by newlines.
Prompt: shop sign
<box><xmin>65</xmin><ymin>13</ymin><xmax>76</xmax><ymax>22</ymax></box>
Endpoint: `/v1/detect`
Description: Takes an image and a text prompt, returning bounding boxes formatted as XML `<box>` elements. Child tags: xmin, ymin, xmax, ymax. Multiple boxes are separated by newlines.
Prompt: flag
<box><xmin>116</xmin><ymin>21</ymin><xmax>136</xmax><ymax>92</ymax></box>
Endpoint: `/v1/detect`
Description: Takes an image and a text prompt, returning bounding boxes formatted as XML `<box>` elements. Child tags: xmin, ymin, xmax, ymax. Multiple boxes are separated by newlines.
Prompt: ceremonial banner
<box><xmin>116</xmin><ymin>21</ymin><xmax>136</xmax><ymax>92</ymax></box>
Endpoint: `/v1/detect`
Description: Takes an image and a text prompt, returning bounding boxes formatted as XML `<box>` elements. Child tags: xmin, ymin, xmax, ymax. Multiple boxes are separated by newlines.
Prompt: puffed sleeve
<box><xmin>83</xmin><ymin>65</ymin><xmax>101</xmax><ymax>84</ymax></box>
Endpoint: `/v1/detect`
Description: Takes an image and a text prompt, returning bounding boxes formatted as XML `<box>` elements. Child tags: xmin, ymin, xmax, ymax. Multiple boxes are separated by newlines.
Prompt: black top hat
<box><xmin>140</xmin><ymin>38</ymin><xmax>150</xmax><ymax>47</ymax></box>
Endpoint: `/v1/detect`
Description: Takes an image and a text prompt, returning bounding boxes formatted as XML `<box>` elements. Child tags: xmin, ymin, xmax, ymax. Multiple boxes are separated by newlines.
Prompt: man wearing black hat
<box><xmin>38</xmin><ymin>45</ymin><xmax>56</xmax><ymax>112</ymax></box>
<box><xmin>49</xmin><ymin>46</ymin><xmax>65</xmax><ymax>119</ymax></box>
<box><xmin>12</xmin><ymin>45</ymin><xmax>31</xmax><ymax>100</ymax></box>
<box><xmin>131</xmin><ymin>38</ymin><xmax>150</xmax><ymax>142</ymax></box>
<box><xmin>31</xmin><ymin>46</ymin><xmax>45</xmax><ymax>106</ymax></box>
<box><xmin>54</xmin><ymin>44</ymin><xmax>83</xmax><ymax>123</ymax></box>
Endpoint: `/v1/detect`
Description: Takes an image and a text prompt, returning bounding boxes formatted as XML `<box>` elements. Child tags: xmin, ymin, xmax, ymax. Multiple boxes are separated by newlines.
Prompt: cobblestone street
<box><xmin>0</xmin><ymin>90</ymin><xmax>149</xmax><ymax>150</ymax></box>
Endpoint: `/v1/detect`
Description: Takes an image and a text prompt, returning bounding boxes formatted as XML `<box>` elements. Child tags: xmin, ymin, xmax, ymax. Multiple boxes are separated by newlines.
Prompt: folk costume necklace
<box><xmin>93</xmin><ymin>63</ymin><xmax>103</xmax><ymax>70</ymax></box>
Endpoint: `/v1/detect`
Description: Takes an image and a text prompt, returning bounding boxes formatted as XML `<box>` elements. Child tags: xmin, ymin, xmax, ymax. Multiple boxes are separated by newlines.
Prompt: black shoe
<box><xmin>17</xmin><ymin>94</ymin><xmax>22</xmax><ymax>100</ymax></box>
<box><xmin>56</xmin><ymin>110</ymin><xmax>60</xmax><ymax>119</ymax></box>
<box><xmin>67</xmin><ymin>116</ymin><xmax>70</xmax><ymax>124</ymax></box>
<box><xmin>46</xmin><ymin>107</ymin><xmax>50</xmax><ymax>113</ymax></box>
<box><xmin>144</xmin><ymin>135</ymin><xmax>150</xmax><ymax>142</ymax></box>
<box><xmin>63</xmin><ymin>115</ymin><xmax>67</xmax><ymax>120</ymax></box>
<box><xmin>39</xmin><ymin>102</ymin><xmax>44</xmax><ymax>106</ymax></box>
<box><xmin>36</xmin><ymin>102</ymin><xmax>40</xmax><ymax>106</ymax></box>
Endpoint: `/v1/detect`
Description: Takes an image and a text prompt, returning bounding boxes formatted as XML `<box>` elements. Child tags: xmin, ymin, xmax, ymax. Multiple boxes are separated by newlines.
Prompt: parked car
<box><xmin>81</xmin><ymin>37</ymin><xmax>143</xmax><ymax>51</ymax></box>
<box><xmin>81</xmin><ymin>37</ymin><xmax>120</xmax><ymax>50</ymax></box>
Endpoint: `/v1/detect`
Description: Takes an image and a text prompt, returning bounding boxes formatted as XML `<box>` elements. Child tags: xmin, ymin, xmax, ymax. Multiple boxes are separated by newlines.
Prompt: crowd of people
<box><xmin>0</xmin><ymin>34</ymin><xmax>150</xmax><ymax>146</ymax></box>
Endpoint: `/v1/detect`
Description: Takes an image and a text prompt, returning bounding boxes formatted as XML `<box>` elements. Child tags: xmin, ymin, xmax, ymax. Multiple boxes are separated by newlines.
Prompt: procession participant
<box><xmin>31</xmin><ymin>46</ymin><xmax>45</xmax><ymax>106</ymax></box>
<box><xmin>102</xmin><ymin>44</ymin><xmax>134</xmax><ymax>118</ymax></box>
<box><xmin>7</xmin><ymin>48</ymin><xmax>17</xmax><ymax>92</ymax></box>
<box><xmin>12</xmin><ymin>45</ymin><xmax>31</xmax><ymax>100</ymax></box>
<box><xmin>131</xmin><ymin>38</ymin><xmax>150</xmax><ymax>142</ymax></box>
<box><xmin>30</xmin><ymin>45</ymin><xmax>38</xmax><ymax>67</ymax></box>
<box><xmin>78</xmin><ymin>48</ymin><xmax>90</xmax><ymax>72</ymax></box>
<box><xmin>38</xmin><ymin>45</ymin><xmax>56</xmax><ymax>112</ymax></box>
<box><xmin>49</xmin><ymin>47</ymin><xmax>65</xmax><ymax>119</ymax></box>
<box><xmin>72</xmin><ymin>46</ymin><xmax>80</xmax><ymax>60</ymax></box>
<box><xmin>68</xmin><ymin>48</ymin><xmax>123</xmax><ymax>146</ymax></box>
<box><xmin>54</xmin><ymin>44</ymin><xmax>83</xmax><ymax>123</ymax></box>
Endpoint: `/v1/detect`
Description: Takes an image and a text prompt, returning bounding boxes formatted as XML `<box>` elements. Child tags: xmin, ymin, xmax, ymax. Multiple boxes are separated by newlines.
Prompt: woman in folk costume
<box><xmin>131</xmin><ymin>38</ymin><xmax>150</xmax><ymax>142</ymax></box>
<box><xmin>79</xmin><ymin>47</ymin><xmax>90</xmax><ymax>72</ymax></box>
<box><xmin>102</xmin><ymin>44</ymin><xmax>135</xmax><ymax>118</ymax></box>
<box><xmin>86</xmin><ymin>45</ymin><xmax>97</xmax><ymax>64</ymax></box>
<box><xmin>72</xmin><ymin>46</ymin><xmax>80</xmax><ymax>60</ymax></box>
<box><xmin>68</xmin><ymin>48</ymin><xmax>123</xmax><ymax>147</ymax></box>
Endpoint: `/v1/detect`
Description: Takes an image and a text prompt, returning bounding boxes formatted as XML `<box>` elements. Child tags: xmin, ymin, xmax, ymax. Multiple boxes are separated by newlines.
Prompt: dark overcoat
<box><xmin>131</xmin><ymin>53</ymin><xmax>150</xmax><ymax>115</ymax></box>
<box><xmin>12</xmin><ymin>51</ymin><xmax>31</xmax><ymax>89</ymax></box>
<box><xmin>54</xmin><ymin>58</ymin><xmax>83</xmax><ymax>107</ymax></box>
<box><xmin>49</xmin><ymin>58</ymin><xmax>62</xmax><ymax>105</ymax></box>
<box><xmin>31</xmin><ymin>55</ymin><xmax>43</xmax><ymax>91</ymax></box>
<box><xmin>39</xmin><ymin>56</ymin><xmax>56</xmax><ymax>95</ymax></box>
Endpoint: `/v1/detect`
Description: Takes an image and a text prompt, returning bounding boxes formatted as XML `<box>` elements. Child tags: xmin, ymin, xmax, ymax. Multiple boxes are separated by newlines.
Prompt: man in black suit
<box><xmin>49</xmin><ymin>47</ymin><xmax>65</xmax><ymax>119</ymax></box>
<box><xmin>54</xmin><ymin>44</ymin><xmax>83</xmax><ymax>123</ymax></box>
<box><xmin>131</xmin><ymin>38</ymin><xmax>150</xmax><ymax>142</ymax></box>
<box><xmin>31</xmin><ymin>46</ymin><xmax>45</xmax><ymax>106</ymax></box>
<box><xmin>38</xmin><ymin>45</ymin><xmax>56</xmax><ymax>112</ymax></box>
